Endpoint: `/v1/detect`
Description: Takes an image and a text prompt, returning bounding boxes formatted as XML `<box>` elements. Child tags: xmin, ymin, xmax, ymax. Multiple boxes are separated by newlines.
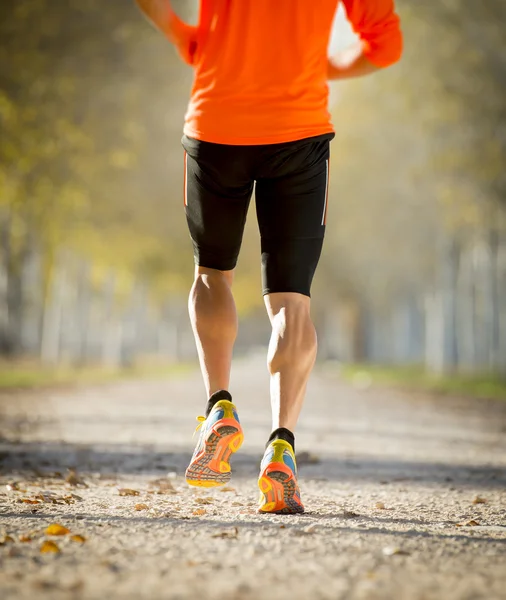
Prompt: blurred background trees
<box><xmin>0</xmin><ymin>0</ymin><xmax>505</xmax><ymax>378</ymax></box>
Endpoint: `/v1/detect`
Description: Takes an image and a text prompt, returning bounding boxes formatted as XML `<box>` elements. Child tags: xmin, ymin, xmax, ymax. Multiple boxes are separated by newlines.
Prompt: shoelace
<box><xmin>193</xmin><ymin>415</ymin><xmax>206</xmax><ymax>438</ymax></box>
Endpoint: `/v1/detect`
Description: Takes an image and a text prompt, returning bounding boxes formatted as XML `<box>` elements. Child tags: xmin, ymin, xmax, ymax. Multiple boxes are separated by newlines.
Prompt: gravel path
<box><xmin>1</xmin><ymin>355</ymin><xmax>505</xmax><ymax>600</ymax></box>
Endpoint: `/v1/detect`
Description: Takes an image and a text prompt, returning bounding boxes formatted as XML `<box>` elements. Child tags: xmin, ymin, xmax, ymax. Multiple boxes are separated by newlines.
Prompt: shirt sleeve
<box><xmin>340</xmin><ymin>0</ymin><xmax>403</xmax><ymax>67</ymax></box>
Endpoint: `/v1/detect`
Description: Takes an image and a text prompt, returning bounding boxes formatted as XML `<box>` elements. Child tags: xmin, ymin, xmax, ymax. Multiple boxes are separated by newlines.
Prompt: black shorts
<box><xmin>182</xmin><ymin>133</ymin><xmax>334</xmax><ymax>297</ymax></box>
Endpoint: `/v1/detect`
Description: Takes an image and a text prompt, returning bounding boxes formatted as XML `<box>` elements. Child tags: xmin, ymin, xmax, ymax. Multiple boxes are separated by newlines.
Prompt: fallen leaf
<box><xmin>148</xmin><ymin>478</ymin><xmax>175</xmax><ymax>493</ymax></box>
<box><xmin>6</xmin><ymin>482</ymin><xmax>21</xmax><ymax>492</ymax></box>
<box><xmin>211</xmin><ymin>527</ymin><xmax>239</xmax><ymax>539</ymax></box>
<box><xmin>466</xmin><ymin>519</ymin><xmax>480</xmax><ymax>527</ymax></box>
<box><xmin>279</xmin><ymin>525</ymin><xmax>286</xmax><ymax>529</ymax></box>
<box><xmin>192</xmin><ymin>508</ymin><xmax>207</xmax><ymax>516</ymax></box>
<box><xmin>219</xmin><ymin>486</ymin><xmax>236</xmax><ymax>493</ymax></box>
<box><xmin>375</xmin><ymin>502</ymin><xmax>386</xmax><ymax>510</ymax></box>
<box><xmin>70</xmin><ymin>493</ymin><xmax>84</xmax><ymax>501</ymax></box>
<box><xmin>37</xmin><ymin>492</ymin><xmax>57</xmax><ymax>503</ymax></box>
<box><xmin>118</xmin><ymin>488</ymin><xmax>140</xmax><ymax>497</ymax></box>
<box><xmin>67</xmin><ymin>581</ymin><xmax>84</xmax><ymax>592</ymax></box>
<box><xmin>472</xmin><ymin>496</ymin><xmax>487</xmax><ymax>505</ymax></box>
<box><xmin>134</xmin><ymin>503</ymin><xmax>149</xmax><ymax>511</ymax></box>
<box><xmin>382</xmin><ymin>546</ymin><xmax>410</xmax><ymax>556</ymax></box>
<box><xmin>65</xmin><ymin>469</ymin><xmax>83</xmax><ymax>486</ymax></box>
<box><xmin>0</xmin><ymin>535</ymin><xmax>15</xmax><ymax>545</ymax></box>
<box><xmin>19</xmin><ymin>534</ymin><xmax>33</xmax><ymax>543</ymax></box>
<box><xmin>296</xmin><ymin>451</ymin><xmax>321</xmax><ymax>465</ymax></box>
<box><xmin>18</xmin><ymin>498</ymin><xmax>41</xmax><ymax>504</ymax></box>
<box><xmin>343</xmin><ymin>510</ymin><xmax>360</xmax><ymax>518</ymax></box>
<box><xmin>231</xmin><ymin>502</ymin><xmax>243</xmax><ymax>507</ymax></box>
<box><xmin>70</xmin><ymin>535</ymin><xmax>86</xmax><ymax>543</ymax></box>
<box><xmin>40</xmin><ymin>540</ymin><xmax>60</xmax><ymax>554</ymax></box>
<box><xmin>46</xmin><ymin>523</ymin><xmax>70</xmax><ymax>536</ymax></box>
<box><xmin>195</xmin><ymin>497</ymin><xmax>213</xmax><ymax>505</ymax></box>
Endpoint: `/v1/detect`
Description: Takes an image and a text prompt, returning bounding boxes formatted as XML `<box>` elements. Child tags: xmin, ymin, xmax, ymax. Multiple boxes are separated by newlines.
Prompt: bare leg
<box><xmin>188</xmin><ymin>266</ymin><xmax>237</xmax><ymax>397</ymax></box>
<box><xmin>264</xmin><ymin>292</ymin><xmax>317</xmax><ymax>433</ymax></box>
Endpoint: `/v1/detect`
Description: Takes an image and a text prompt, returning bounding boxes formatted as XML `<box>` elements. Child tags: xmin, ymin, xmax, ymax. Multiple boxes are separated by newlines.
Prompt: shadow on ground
<box><xmin>1</xmin><ymin>440</ymin><xmax>504</xmax><ymax>489</ymax></box>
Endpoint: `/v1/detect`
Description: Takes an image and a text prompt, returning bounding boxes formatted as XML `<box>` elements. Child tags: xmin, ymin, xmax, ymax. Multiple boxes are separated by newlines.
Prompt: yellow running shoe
<box><xmin>258</xmin><ymin>439</ymin><xmax>304</xmax><ymax>514</ymax></box>
<box><xmin>185</xmin><ymin>400</ymin><xmax>243</xmax><ymax>487</ymax></box>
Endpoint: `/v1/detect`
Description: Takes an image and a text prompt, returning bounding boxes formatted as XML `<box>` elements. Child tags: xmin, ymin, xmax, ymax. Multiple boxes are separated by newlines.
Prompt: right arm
<box><xmin>135</xmin><ymin>0</ymin><xmax>198</xmax><ymax>65</ymax></box>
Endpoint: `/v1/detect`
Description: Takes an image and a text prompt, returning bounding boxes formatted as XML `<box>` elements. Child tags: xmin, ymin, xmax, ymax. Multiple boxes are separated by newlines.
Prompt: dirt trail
<box><xmin>1</xmin><ymin>355</ymin><xmax>505</xmax><ymax>600</ymax></box>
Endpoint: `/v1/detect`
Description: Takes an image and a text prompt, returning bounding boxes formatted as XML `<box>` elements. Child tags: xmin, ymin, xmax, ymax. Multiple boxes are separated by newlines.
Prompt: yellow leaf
<box><xmin>70</xmin><ymin>535</ymin><xmax>86</xmax><ymax>543</ymax></box>
<box><xmin>192</xmin><ymin>508</ymin><xmax>206</xmax><ymax>516</ymax></box>
<box><xmin>134</xmin><ymin>503</ymin><xmax>149</xmax><ymax>511</ymax></box>
<box><xmin>0</xmin><ymin>535</ymin><xmax>15</xmax><ymax>545</ymax></box>
<box><xmin>118</xmin><ymin>488</ymin><xmax>140</xmax><ymax>496</ymax></box>
<box><xmin>46</xmin><ymin>523</ymin><xmax>70</xmax><ymax>536</ymax></box>
<box><xmin>472</xmin><ymin>496</ymin><xmax>487</xmax><ymax>505</ymax></box>
<box><xmin>194</xmin><ymin>497</ymin><xmax>213</xmax><ymax>505</ymax></box>
<box><xmin>40</xmin><ymin>540</ymin><xmax>60</xmax><ymax>554</ymax></box>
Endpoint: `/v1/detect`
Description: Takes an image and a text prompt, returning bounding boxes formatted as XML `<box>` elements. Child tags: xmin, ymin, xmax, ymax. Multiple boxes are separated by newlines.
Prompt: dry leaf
<box><xmin>65</xmin><ymin>469</ymin><xmax>84</xmax><ymax>486</ymax></box>
<box><xmin>37</xmin><ymin>492</ymin><xmax>57</xmax><ymax>503</ymax></box>
<box><xmin>211</xmin><ymin>527</ymin><xmax>239</xmax><ymax>539</ymax></box>
<box><xmin>195</xmin><ymin>497</ymin><xmax>213</xmax><ymax>505</ymax></box>
<box><xmin>149</xmin><ymin>478</ymin><xmax>175</xmax><ymax>493</ymax></box>
<box><xmin>40</xmin><ymin>540</ymin><xmax>60</xmax><ymax>554</ymax></box>
<box><xmin>6</xmin><ymin>482</ymin><xmax>21</xmax><ymax>492</ymax></box>
<box><xmin>46</xmin><ymin>523</ymin><xmax>70</xmax><ymax>536</ymax></box>
<box><xmin>118</xmin><ymin>488</ymin><xmax>140</xmax><ymax>497</ymax></box>
<box><xmin>466</xmin><ymin>519</ymin><xmax>480</xmax><ymax>526</ymax></box>
<box><xmin>18</xmin><ymin>498</ymin><xmax>40</xmax><ymax>504</ymax></box>
<box><xmin>70</xmin><ymin>534</ymin><xmax>86</xmax><ymax>543</ymax></box>
<box><xmin>343</xmin><ymin>510</ymin><xmax>360</xmax><ymax>518</ymax></box>
<box><xmin>375</xmin><ymin>502</ymin><xmax>386</xmax><ymax>510</ymax></box>
<box><xmin>71</xmin><ymin>493</ymin><xmax>84</xmax><ymax>501</ymax></box>
<box><xmin>296</xmin><ymin>451</ymin><xmax>321</xmax><ymax>465</ymax></box>
<box><xmin>19</xmin><ymin>534</ymin><xmax>32</xmax><ymax>543</ymax></box>
<box><xmin>382</xmin><ymin>546</ymin><xmax>410</xmax><ymax>556</ymax></box>
<box><xmin>219</xmin><ymin>486</ymin><xmax>236</xmax><ymax>493</ymax></box>
<box><xmin>192</xmin><ymin>508</ymin><xmax>207</xmax><ymax>516</ymax></box>
<box><xmin>134</xmin><ymin>503</ymin><xmax>149</xmax><ymax>511</ymax></box>
<box><xmin>472</xmin><ymin>496</ymin><xmax>487</xmax><ymax>504</ymax></box>
<box><xmin>0</xmin><ymin>535</ymin><xmax>15</xmax><ymax>545</ymax></box>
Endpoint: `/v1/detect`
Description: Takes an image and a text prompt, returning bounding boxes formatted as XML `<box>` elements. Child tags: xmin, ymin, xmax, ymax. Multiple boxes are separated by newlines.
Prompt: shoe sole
<box><xmin>258</xmin><ymin>463</ymin><xmax>304</xmax><ymax>514</ymax></box>
<box><xmin>185</xmin><ymin>422</ymin><xmax>243</xmax><ymax>488</ymax></box>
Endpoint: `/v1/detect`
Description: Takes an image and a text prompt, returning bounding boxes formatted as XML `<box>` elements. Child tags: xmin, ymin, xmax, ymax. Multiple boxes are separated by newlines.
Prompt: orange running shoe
<box><xmin>258</xmin><ymin>439</ymin><xmax>304</xmax><ymax>514</ymax></box>
<box><xmin>185</xmin><ymin>400</ymin><xmax>243</xmax><ymax>487</ymax></box>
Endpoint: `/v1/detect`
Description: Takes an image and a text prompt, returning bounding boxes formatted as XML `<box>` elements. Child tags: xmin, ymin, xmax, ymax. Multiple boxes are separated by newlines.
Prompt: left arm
<box><xmin>135</xmin><ymin>0</ymin><xmax>198</xmax><ymax>65</ymax></box>
<box><xmin>328</xmin><ymin>0</ymin><xmax>403</xmax><ymax>80</ymax></box>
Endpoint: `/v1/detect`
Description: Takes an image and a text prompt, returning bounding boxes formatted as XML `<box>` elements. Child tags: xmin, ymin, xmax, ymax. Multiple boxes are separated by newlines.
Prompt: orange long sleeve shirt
<box><xmin>171</xmin><ymin>0</ymin><xmax>402</xmax><ymax>145</ymax></box>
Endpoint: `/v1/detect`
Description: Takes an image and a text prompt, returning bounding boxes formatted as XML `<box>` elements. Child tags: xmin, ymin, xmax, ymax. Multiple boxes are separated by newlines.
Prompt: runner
<box><xmin>135</xmin><ymin>0</ymin><xmax>402</xmax><ymax>514</ymax></box>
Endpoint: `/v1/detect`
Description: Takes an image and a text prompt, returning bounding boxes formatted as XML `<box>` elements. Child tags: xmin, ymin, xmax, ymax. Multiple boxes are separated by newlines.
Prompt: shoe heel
<box><xmin>228</xmin><ymin>431</ymin><xmax>243</xmax><ymax>452</ymax></box>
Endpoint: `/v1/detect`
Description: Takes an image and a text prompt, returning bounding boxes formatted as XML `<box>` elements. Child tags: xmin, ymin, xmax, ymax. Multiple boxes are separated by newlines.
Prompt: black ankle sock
<box><xmin>206</xmin><ymin>389</ymin><xmax>232</xmax><ymax>417</ymax></box>
<box><xmin>267</xmin><ymin>427</ymin><xmax>295</xmax><ymax>453</ymax></box>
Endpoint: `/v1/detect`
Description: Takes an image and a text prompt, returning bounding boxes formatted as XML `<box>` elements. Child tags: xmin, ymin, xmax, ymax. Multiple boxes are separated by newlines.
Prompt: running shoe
<box><xmin>185</xmin><ymin>400</ymin><xmax>243</xmax><ymax>487</ymax></box>
<box><xmin>258</xmin><ymin>439</ymin><xmax>304</xmax><ymax>514</ymax></box>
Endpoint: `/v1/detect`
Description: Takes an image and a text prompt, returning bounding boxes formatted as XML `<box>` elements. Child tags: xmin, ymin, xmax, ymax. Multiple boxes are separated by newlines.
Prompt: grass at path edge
<box><xmin>0</xmin><ymin>361</ymin><xmax>195</xmax><ymax>391</ymax></box>
<box><xmin>334</xmin><ymin>363</ymin><xmax>506</xmax><ymax>401</ymax></box>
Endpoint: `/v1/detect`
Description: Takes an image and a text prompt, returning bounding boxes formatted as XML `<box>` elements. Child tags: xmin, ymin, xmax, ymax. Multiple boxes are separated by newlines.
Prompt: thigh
<box><xmin>255</xmin><ymin>136</ymin><xmax>332</xmax><ymax>296</ymax></box>
<box><xmin>183</xmin><ymin>136</ymin><xmax>254</xmax><ymax>271</ymax></box>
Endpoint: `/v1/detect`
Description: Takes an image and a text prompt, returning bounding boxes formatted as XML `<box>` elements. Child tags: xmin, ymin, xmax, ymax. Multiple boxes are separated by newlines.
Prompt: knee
<box><xmin>267</xmin><ymin>303</ymin><xmax>317</xmax><ymax>374</ymax></box>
